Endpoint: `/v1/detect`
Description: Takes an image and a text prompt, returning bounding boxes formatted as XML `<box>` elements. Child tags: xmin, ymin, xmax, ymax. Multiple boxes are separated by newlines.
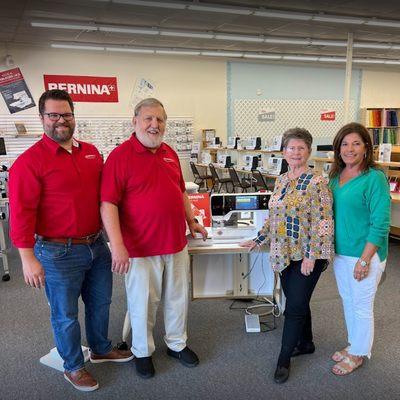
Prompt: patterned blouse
<box><xmin>256</xmin><ymin>169</ymin><xmax>334</xmax><ymax>272</ymax></box>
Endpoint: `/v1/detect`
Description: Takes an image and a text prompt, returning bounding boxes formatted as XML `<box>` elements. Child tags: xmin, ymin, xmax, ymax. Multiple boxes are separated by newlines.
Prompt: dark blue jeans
<box><xmin>34</xmin><ymin>235</ymin><xmax>113</xmax><ymax>372</ymax></box>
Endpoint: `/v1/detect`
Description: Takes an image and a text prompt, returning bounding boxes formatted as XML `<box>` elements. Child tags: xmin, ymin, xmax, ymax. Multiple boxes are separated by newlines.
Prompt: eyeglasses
<box><xmin>42</xmin><ymin>112</ymin><xmax>75</xmax><ymax>121</ymax></box>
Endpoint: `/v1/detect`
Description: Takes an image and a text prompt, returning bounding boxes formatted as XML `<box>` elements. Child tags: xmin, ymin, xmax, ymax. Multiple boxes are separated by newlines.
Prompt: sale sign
<box><xmin>320</xmin><ymin>110</ymin><xmax>336</xmax><ymax>121</ymax></box>
<box><xmin>44</xmin><ymin>75</ymin><xmax>118</xmax><ymax>102</ymax></box>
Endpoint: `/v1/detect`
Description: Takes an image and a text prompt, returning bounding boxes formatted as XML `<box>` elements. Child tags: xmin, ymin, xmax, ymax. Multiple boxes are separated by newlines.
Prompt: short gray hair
<box><xmin>134</xmin><ymin>98</ymin><xmax>167</xmax><ymax>119</ymax></box>
<box><xmin>282</xmin><ymin>127</ymin><xmax>313</xmax><ymax>150</ymax></box>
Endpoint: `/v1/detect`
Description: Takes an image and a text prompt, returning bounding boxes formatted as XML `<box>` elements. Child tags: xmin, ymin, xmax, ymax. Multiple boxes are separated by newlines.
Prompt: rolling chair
<box><xmin>209</xmin><ymin>163</ymin><xmax>234</xmax><ymax>193</ymax></box>
<box><xmin>228</xmin><ymin>167</ymin><xmax>252</xmax><ymax>193</ymax></box>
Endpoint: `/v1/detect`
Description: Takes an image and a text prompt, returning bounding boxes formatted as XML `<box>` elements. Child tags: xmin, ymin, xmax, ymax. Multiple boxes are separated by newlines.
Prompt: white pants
<box><xmin>333</xmin><ymin>253</ymin><xmax>385</xmax><ymax>358</ymax></box>
<box><xmin>125</xmin><ymin>246</ymin><xmax>190</xmax><ymax>358</ymax></box>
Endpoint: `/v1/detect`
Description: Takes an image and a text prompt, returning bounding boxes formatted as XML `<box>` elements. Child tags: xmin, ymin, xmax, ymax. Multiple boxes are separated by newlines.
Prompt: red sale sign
<box><xmin>320</xmin><ymin>111</ymin><xmax>336</xmax><ymax>121</ymax></box>
<box><xmin>43</xmin><ymin>75</ymin><xmax>118</xmax><ymax>102</ymax></box>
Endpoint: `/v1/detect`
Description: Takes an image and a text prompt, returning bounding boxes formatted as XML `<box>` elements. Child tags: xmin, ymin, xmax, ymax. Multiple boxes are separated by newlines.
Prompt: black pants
<box><xmin>277</xmin><ymin>259</ymin><xmax>325</xmax><ymax>367</ymax></box>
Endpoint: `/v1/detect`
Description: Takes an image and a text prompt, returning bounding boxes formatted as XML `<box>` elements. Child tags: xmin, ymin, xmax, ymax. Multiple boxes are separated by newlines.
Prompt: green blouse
<box><xmin>259</xmin><ymin>169</ymin><xmax>334</xmax><ymax>272</ymax></box>
<box><xmin>329</xmin><ymin>167</ymin><xmax>391</xmax><ymax>261</ymax></box>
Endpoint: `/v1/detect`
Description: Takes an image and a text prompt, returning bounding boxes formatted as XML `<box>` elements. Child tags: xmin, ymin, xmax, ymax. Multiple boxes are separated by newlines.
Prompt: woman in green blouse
<box><xmin>241</xmin><ymin>128</ymin><xmax>334</xmax><ymax>384</ymax></box>
<box><xmin>329</xmin><ymin>122</ymin><xmax>391</xmax><ymax>376</ymax></box>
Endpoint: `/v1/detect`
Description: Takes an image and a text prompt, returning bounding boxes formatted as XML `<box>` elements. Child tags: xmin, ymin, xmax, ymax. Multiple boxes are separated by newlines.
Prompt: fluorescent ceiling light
<box><xmin>353</xmin><ymin>59</ymin><xmax>385</xmax><ymax>64</ymax></box>
<box><xmin>311</xmin><ymin>40</ymin><xmax>346</xmax><ymax>47</ymax></box>
<box><xmin>312</xmin><ymin>15</ymin><xmax>364</xmax><ymax>24</ymax></box>
<box><xmin>159</xmin><ymin>30</ymin><xmax>213</xmax><ymax>39</ymax></box>
<box><xmin>99</xmin><ymin>26</ymin><xmax>158</xmax><ymax>35</ymax></box>
<box><xmin>283</xmin><ymin>55</ymin><xmax>319</xmax><ymax>61</ymax></box>
<box><xmin>32</xmin><ymin>21</ymin><xmax>97</xmax><ymax>31</ymax></box>
<box><xmin>354</xmin><ymin>42</ymin><xmax>391</xmax><ymax>49</ymax></box>
<box><xmin>50</xmin><ymin>42</ymin><xmax>400</xmax><ymax>66</ymax></box>
<box><xmin>214</xmin><ymin>34</ymin><xmax>264</xmax><ymax>43</ymax></box>
<box><xmin>105</xmin><ymin>47</ymin><xmax>155</xmax><ymax>53</ymax></box>
<box><xmin>112</xmin><ymin>0</ymin><xmax>186</xmax><ymax>9</ymax></box>
<box><xmin>32</xmin><ymin>19</ymin><xmax>400</xmax><ymax>51</ymax></box>
<box><xmin>201</xmin><ymin>51</ymin><xmax>243</xmax><ymax>57</ymax></box>
<box><xmin>365</xmin><ymin>19</ymin><xmax>400</xmax><ymax>28</ymax></box>
<box><xmin>187</xmin><ymin>4</ymin><xmax>252</xmax><ymax>15</ymax></box>
<box><xmin>89</xmin><ymin>1</ymin><xmax>400</xmax><ymax>30</ymax></box>
<box><xmin>244</xmin><ymin>54</ymin><xmax>282</xmax><ymax>60</ymax></box>
<box><xmin>156</xmin><ymin>49</ymin><xmax>200</xmax><ymax>55</ymax></box>
<box><xmin>318</xmin><ymin>57</ymin><xmax>346</xmax><ymax>62</ymax></box>
<box><xmin>51</xmin><ymin>43</ymin><xmax>105</xmax><ymax>51</ymax></box>
<box><xmin>264</xmin><ymin>37</ymin><xmax>310</xmax><ymax>45</ymax></box>
<box><xmin>253</xmin><ymin>10</ymin><xmax>311</xmax><ymax>20</ymax></box>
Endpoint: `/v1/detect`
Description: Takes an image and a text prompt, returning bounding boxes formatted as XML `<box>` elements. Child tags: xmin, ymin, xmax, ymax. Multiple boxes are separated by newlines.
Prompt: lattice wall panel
<box><xmin>233</xmin><ymin>99</ymin><xmax>357</xmax><ymax>142</ymax></box>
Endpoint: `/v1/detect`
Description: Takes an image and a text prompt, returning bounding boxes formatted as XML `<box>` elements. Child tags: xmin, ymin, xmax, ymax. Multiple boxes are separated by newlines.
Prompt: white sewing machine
<box><xmin>216</xmin><ymin>154</ymin><xmax>233</xmax><ymax>168</ymax></box>
<box><xmin>210</xmin><ymin>192</ymin><xmax>270</xmax><ymax>243</ymax></box>
<box><xmin>241</xmin><ymin>154</ymin><xmax>260</xmax><ymax>171</ymax></box>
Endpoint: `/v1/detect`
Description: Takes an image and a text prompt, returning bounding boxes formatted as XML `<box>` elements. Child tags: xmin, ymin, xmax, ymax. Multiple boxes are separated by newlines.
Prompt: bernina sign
<box><xmin>43</xmin><ymin>75</ymin><xmax>119</xmax><ymax>102</ymax></box>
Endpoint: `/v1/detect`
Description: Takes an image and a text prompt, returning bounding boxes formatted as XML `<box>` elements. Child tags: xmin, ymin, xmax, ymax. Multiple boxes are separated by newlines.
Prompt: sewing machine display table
<box><xmin>189</xmin><ymin>240</ymin><xmax>279</xmax><ymax>303</ymax></box>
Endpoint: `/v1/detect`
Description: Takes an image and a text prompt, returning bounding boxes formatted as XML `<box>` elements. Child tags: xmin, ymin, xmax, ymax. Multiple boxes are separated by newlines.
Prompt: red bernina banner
<box><xmin>43</xmin><ymin>75</ymin><xmax>118</xmax><ymax>102</ymax></box>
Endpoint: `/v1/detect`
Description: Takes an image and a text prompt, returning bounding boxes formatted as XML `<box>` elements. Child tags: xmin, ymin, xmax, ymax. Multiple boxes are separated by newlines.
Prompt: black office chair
<box><xmin>228</xmin><ymin>167</ymin><xmax>252</xmax><ymax>193</ymax></box>
<box><xmin>209</xmin><ymin>163</ymin><xmax>233</xmax><ymax>193</ymax></box>
<box><xmin>251</xmin><ymin>169</ymin><xmax>268</xmax><ymax>191</ymax></box>
<box><xmin>190</xmin><ymin>162</ymin><xmax>212</xmax><ymax>191</ymax></box>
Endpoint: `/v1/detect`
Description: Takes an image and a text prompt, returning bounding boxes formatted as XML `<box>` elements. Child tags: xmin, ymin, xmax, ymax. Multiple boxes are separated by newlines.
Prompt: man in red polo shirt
<box><xmin>101</xmin><ymin>97</ymin><xmax>207</xmax><ymax>379</ymax></box>
<box><xmin>9</xmin><ymin>89</ymin><xmax>133</xmax><ymax>392</ymax></box>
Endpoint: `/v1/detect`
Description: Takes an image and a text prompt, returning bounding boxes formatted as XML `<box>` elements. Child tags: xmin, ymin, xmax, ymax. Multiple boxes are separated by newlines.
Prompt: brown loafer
<box><xmin>90</xmin><ymin>347</ymin><xmax>134</xmax><ymax>363</ymax></box>
<box><xmin>64</xmin><ymin>368</ymin><xmax>99</xmax><ymax>392</ymax></box>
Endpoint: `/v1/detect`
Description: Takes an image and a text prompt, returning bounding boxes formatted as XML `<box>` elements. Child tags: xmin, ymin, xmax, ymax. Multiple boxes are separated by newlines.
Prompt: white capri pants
<box><xmin>125</xmin><ymin>246</ymin><xmax>190</xmax><ymax>358</ymax></box>
<box><xmin>333</xmin><ymin>253</ymin><xmax>385</xmax><ymax>358</ymax></box>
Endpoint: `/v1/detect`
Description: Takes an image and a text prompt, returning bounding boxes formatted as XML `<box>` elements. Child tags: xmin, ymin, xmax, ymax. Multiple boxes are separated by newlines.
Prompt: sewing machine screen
<box><xmin>236</xmin><ymin>195</ymin><xmax>258</xmax><ymax>210</ymax></box>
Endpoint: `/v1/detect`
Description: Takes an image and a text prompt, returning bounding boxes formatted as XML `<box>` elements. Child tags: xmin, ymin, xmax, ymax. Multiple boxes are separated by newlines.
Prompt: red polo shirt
<box><xmin>9</xmin><ymin>134</ymin><xmax>103</xmax><ymax>248</ymax></box>
<box><xmin>101</xmin><ymin>134</ymin><xmax>187</xmax><ymax>258</ymax></box>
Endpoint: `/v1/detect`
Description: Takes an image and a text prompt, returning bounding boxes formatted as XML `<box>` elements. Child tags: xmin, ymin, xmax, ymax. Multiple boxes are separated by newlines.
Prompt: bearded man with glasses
<box><xmin>9</xmin><ymin>89</ymin><xmax>133</xmax><ymax>392</ymax></box>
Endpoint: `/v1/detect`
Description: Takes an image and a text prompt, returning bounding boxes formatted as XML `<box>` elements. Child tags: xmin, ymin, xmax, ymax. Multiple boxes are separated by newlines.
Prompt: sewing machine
<box><xmin>217</xmin><ymin>154</ymin><xmax>233</xmax><ymax>168</ymax></box>
<box><xmin>227</xmin><ymin>137</ymin><xmax>240</xmax><ymax>149</ymax></box>
<box><xmin>243</xmin><ymin>137</ymin><xmax>262</xmax><ymax>150</ymax></box>
<box><xmin>266</xmin><ymin>156</ymin><xmax>288</xmax><ymax>176</ymax></box>
<box><xmin>210</xmin><ymin>192</ymin><xmax>270</xmax><ymax>243</ymax></box>
<box><xmin>241</xmin><ymin>154</ymin><xmax>260</xmax><ymax>171</ymax></box>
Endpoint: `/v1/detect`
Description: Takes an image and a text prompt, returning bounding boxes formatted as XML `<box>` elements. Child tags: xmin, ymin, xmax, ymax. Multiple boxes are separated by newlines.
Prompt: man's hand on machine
<box><xmin>22</xmin><ymin>257</ymin><xmax>45</xmax><ymax>289</ymax></box>
<box><xmin>188</xmin><ymin>220</ymin><xmax>208</xmax><ymax>241</ymax></box>
<box><xmin>239</xmin><ymin>239</ymin><xmax>258</xmax><ymax>252</ymax></box>
<box><xmin>111</xmin><ymin>243</ymin><xmax>130</xmax><ymax>274</ymax></box>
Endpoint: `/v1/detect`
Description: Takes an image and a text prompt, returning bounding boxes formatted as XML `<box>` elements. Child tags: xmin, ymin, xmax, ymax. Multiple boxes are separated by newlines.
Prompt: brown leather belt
<box><xmin>36</xmin><ymin>231</ymin><xmax>102</xmax><ymax>245</ymax></box>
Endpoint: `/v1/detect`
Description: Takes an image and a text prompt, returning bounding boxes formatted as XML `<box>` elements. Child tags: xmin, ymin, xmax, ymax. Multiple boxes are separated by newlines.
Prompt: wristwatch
<box><xmin>358</xmin><ymin>258</ymin><xmax>369</xmax><ymax>268</ymax></box>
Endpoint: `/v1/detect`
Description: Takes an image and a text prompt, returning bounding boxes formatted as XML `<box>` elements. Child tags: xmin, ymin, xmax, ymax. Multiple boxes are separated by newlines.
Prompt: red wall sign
<box><xmin>43</xmin><ymin>75</ymin><xmax>118</xmax><ymax>102</ymax></box>
<box><xmin>320</xmin><ymin>111</ymin><xmax>336</xmax><ymax>121</ymax></box>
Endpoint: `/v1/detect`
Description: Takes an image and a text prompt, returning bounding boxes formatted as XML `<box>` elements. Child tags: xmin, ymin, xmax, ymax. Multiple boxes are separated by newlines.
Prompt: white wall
<box><xmin>0</xmin><ymin>46</ymin><xmax>227</xmax><ymax>179</ymax></box>
<box><xmin>361</xmin><ymin>69</ymin><xmax>400</xmax><ymax>108</ymax></box>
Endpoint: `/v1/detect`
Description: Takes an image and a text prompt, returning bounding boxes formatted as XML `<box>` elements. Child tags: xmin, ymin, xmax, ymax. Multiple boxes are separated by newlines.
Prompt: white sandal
<box><xmin>332</xmin><ymin>355</ymin><xmax>363</xmax><ymax>376</ymax></box>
